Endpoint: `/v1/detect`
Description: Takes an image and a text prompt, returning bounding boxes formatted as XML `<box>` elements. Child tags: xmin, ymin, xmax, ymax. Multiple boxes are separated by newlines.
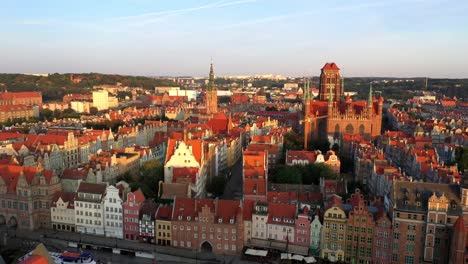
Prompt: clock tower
<box><xmin>206</xmin><ymin>62</ymin><xmax>218</xmax><ymax>115</ymax></box>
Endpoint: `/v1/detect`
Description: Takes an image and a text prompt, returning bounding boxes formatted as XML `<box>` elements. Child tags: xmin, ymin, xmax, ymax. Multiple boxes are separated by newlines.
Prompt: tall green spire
<box><xmin>303</xmin><ymin>78</ymin><xmax>310</xmax><ymax>101</ymax></box>
<box><xmin>207</xmin><ymin>61</ymin><xmax>215</xmax><ymax>91</ymax></box>
<box><xmin>368</xmin><ymin>83</ymin><xmax>373</xmax><ymax>106</ymax></box>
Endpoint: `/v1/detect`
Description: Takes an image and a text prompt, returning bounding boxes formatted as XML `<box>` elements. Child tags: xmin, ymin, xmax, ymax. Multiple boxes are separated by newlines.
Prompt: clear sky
<box><xmin>0</xmin><ymin>0</ymin><xmax>467</xmax><ymax>77</ymax></box>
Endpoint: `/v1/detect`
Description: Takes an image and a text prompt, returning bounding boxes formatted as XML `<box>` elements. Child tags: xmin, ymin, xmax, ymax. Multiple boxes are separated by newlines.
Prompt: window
<box><xmin>404</xmin><ymin>256</ymin><xmax>414</xmax><ymax>264</ymax></box>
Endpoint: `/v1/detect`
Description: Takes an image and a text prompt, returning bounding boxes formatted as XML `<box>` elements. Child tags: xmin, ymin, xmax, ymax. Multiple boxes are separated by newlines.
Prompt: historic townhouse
<box><xmin>321</xmin><ymin>202</ymin><xmax>346</xmax><ymax>262</ymax></box>
<box><xmin>139</xmin><ymin>201</ymin><xmax>159</xmax><ymax>243</ymax></box>
<box><xmin>243</xmin><ymin>150</ymin><xmax>268</xmax><ymax>201</ymax></box>
<box><xmin>266</xmin><ymin>203</ymin><xmax>296</xmax><ymax>242</ymax></box>
<box><xmin>164</xmin><ymin>138</ymin><xmax>206</xmax><ymax>197</ymax></box>
<box><xmin>309</xmin><ymin>215</ymin><xmax>322</xmax><ymax>256</ymax></box>
<box><xmin>123</xmin><ymin>188</ymin><xmax>145</xmax><ymax>241</ymax></box>
<box><xmin>171</xmin><ymin>198</ymin><xmax>243</xmax><ymax>254</ymax></box>
<box><xmin>345</xmin><ymin>190</ymin><xmax>375</xmax><ymax>263</ymax></box>
<box><xmin>74</xmin><ymin>182</ymin><xmax>107</xmax><ymax>236</ymax></box>
<box><xmin>0</xmin><ymin>164</ymin><xmax>61</xmax><ymax>230</ymax></box>
<box><xmin>155</xmin><ymin>205</ymin><xmax>173</xmax><ymax>246</ymax></box>
<box><xmin>50</xmin><ymin>191</ymin><xmax>76</xmax><ymax>232</ymax></box>
<box><xmin>43</xmin><ymin>131</ymin><xmax>80</xmax><ymax>169</ymax></box>
<box><xmin>295</xmin><ymin>207</ymin><xmax>311</xmax><ymax>247</ymax></box>
<box><xmin>83</xmin><ymin>129</ymin><xmax>115</xmax><ymax>152</ymax></box>
<box><xmin>251</xmin><ymin>202</ymin><xmax>269</xmax><ymax>240</ymax></box>
<box><xmin>103</xmin><ymin>185</ymin><xmax>124</xmax><ymax>239</ymax></box>
<box><xmin>390</xmin><ymin>181</ymin><xmax>462</xmax><ymax>264</ymax></box>
<box><xmin>373</xmin><ymin>213</ymin><xmax>392</xmax><ymax>264</ymax></box>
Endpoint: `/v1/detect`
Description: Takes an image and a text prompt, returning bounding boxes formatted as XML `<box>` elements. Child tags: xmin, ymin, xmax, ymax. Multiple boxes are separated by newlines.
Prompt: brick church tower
<box><xmin>319</xmin><ymin>62</ymin><xmax>343</xmax><ymax>101</ymax></box>
<box><xmin>303</xmin><ymin>62</ymin><xmax>383</xmax><ymax>149</ymax></box>
<box><xmin>206</xmin><ymin>62</ymin><xmax>218</xmax><ymax>115</ymax></box>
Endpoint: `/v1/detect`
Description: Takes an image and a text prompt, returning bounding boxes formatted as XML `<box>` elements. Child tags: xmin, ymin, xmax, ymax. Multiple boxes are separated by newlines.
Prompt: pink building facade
<box><xmin>123</xmin><ymin>189</ymin><xmax>145</xmax><ymax>240</ymax></box>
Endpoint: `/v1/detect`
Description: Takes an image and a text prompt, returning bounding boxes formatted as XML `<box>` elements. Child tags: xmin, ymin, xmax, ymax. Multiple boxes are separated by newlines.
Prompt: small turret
<box><xmin>368</xmin><ymin>83</ymin><xmax>373</xmax><ymax>107</ymax></box>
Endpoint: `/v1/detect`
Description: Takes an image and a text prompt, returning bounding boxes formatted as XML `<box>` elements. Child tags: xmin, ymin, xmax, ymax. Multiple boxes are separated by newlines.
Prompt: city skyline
<box><xmin>1</xmin><ymin>0</ymin><xmax>467</xmax><ymax>78</ymax></box>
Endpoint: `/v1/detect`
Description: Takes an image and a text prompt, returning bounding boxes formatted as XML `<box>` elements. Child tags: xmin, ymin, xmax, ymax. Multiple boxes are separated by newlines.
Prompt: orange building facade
<box><xmin>303</xmin><ymin>63</ymin><xmax>383</xmax><ymax>148</ymax></box>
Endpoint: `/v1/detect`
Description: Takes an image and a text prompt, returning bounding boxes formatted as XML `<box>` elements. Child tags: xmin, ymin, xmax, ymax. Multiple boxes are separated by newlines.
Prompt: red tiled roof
<box><xmin>321</xmin><ymin>62</ymin><xmax>340</xmax><ymax>71</ymax></box>
<box><xmin>0</xmin><ymin>164</ymin><xmax>53</xmax><ymax>193</ymax></box>
<box><xmin>156</xmin><ymin>205</ymin><xmax>173</xmax><ymax>221</ymax></box>
<box><xmin>244</xmin><ymin>178</ymin><xmax>266</xmax><ymax>196</ymax></box>
<box><xmin>243</xmin><ymin>199</ymin><xmax>255</xmax><ymax>220</ymax></box>
<box><xmin>77</xmin><ymin>182</ymin><xmax>107</xmax><ymax>194</ymax></box>
<box><xmin>61</xmin><ymin>168</ymin><xmax>88</xmax><ymax>180</ymax></box>
<box><xmin>267</xmin><ymin>203</ymin><xmax>296</xmax><ymax>226</ymax></box>
<box><xmin>51</xmin><ymin>191</ymin><xmax>76</xmax><ymax>209</ymax></box>
<box><xmin>0</xmin><ymin>91</ymin><xmax>41</xmax><ymax>100</ymax></box>
<box><xmin>215</xmin><ymin>200</ymin><xmax>241</xmax><ymax>224</ymax></box>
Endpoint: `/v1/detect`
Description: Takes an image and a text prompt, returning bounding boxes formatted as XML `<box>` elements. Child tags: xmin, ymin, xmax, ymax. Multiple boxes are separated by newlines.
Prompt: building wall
<box><xmin>295</xmin><ymin>213</ymin><xmax>310</xmax><ymax>247</ymax></box>
<box><xmin>75</xmin><ymin>195</ymin><xmax>104</xmax><ymax>236</ymax></box>
<box><xmin>51</xmin><ymin>198</ymin><xmax>75</xmax><ymax>232</ymax></box>
<box><xmin>103</xmin><ymin>186</ymin><xmax>123</xmax><ymax>239</ymax></box>
<box><xmin>310</xmin><ymin>215</ymin><xmax>322</xmax><ymax>253</ymax></box>
<box><xmin>123</xmin><ymin>193</ymin><xmax>141</xmax><ymax>241</ymax></box>
<box><xmin>321</xmin><ymin>206</ymin><xmax>346</xmax><ymax>262</ymax></box>
<box><xmin>392</xmin><ymin>211</ymin><xmax>426</xmax><ymax>264</ymax></box>
<box><xmin>93</xmin><ymin>91</ymin><xmax>109</xmax><ymax>111</ymax></box>
<box><xmin>373</xmin><ymin>216</ymin><xmax>392</xmax><ymax>264</ymax></box>
<box><xmin>155</xmin><ymin>219</ymin><xmax>172</xmax><ymax>246</ymax></box>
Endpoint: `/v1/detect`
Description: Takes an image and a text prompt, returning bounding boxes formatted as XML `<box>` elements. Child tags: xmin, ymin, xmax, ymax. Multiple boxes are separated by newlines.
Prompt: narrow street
<box><xmin>221</xmin><ymin>156</ymin><xmax>243</xmax><ymax>200</ymax></box>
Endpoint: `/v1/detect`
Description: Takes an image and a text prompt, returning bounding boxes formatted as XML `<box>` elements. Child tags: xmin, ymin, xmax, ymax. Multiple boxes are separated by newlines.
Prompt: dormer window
<box><xmin>187</xmin><ymin>216</ymin><xmax>191</xmax><ymax>221</ymax></box>
<box><xmin>230</xmin><ymin>219</ymin><xmax>234</xmax><ymax>224</ymax></box>
<box><xmin>178</xmin><ymin>215</ymin><xmax>182</xmax><ymax>220</ymax></box>
<box><xmin>218</xmin><ymin>218</ymin><xmax>223</xmax><ymax>224</ymax></box>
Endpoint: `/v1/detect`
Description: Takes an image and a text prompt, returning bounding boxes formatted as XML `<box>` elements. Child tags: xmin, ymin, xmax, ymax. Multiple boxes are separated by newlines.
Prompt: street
<box><xmin>222</xmin><ymin>157</ymin><xmax>243</xmax><ymax>200</ymax></box>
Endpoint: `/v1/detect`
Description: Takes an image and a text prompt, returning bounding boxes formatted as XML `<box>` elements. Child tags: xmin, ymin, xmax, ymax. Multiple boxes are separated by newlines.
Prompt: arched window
<box><xmin>359</xmin><ymin>124</ymin><xmax>365</xmax><ymax>135</ymax></box>
<box><xmin>345</xmin><ymin>124</ymin><xmax>354</xmax><ymax>134</ymax></box>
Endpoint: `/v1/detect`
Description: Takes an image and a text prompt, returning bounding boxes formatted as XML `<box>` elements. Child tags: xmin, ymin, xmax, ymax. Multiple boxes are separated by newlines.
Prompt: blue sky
<box><xmin>0</xmin><ymin>0</ymin><xmax>467</xmax><ymax>77</ymax></box>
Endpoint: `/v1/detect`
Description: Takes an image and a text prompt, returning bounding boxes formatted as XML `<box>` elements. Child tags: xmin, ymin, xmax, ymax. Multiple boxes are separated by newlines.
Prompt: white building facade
<box><xmin>103</xmin><ymin>185</ymin><xmax>124</xmax><ymax>239</ymax></box>
<box><xmin>74</xmin><ymin>182</ymin><xmax>106</xmax><ymax>236</ymax></box>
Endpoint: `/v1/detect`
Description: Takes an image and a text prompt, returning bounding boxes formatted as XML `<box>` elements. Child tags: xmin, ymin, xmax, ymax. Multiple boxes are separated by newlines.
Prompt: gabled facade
<box><xmin>165</xmin><ymin>139</ymin><xmax>206</xmax><ymax>197</ymax></box>
<box><xmin>103</xmin><ymin>185</ymin><xmax>123</xmax><ymax>239</ymax></box>
<box><xmin>310</xmin><ymin>215</ymin><xmax>322</xmax><ymax>255</ymax></box>
<box><xmin>321</xmin><ymin>205</ymin><xmax>346</xmax><ymax>262</ymax></box>
<box><xmin>0</xmin><ymin>164</ymin><xmax>61</xmax><ymax>230</ymax></box>
<box><xmin>123</xmin><ymin>188</ymin><xmax>145</xmax><ymax>241</ymax></box>
<box><xmin>50</xmin><ymin>191</ymin><xmax>75</xmax><ymax>232</ymax></box>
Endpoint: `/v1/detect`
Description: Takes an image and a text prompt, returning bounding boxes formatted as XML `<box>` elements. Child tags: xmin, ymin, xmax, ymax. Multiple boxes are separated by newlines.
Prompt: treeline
<box><xmin>0</xmin><ymin>73</ymin><xmax>178</xmax><ymax>102</ymax></box>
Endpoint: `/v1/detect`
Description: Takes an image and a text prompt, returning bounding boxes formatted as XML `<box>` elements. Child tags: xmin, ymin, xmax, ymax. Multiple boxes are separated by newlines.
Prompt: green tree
<box><xmin>117</xmin><ymin>91</ymin><xmax>132</xmax><ymax>100</ymax></box>
<box><xmin>455</xmin><ymin>147</ymin><xmax>468</xmax><ymax>172</ymax></box>
<box><xmin>283</xmin><ymin>131</ymin><xmax>303</xmax><ymax>150</ymax></box>
<box><xmin>206</xmin><ymin>176</ymin><xmax>227</xmax><ymax>197</ymax></box>
<box><xmin>41</xmin><ymin>109</ymin><xmax>53</xmax><ymax>121</ymax></box>
<box><xmin>302</xmin><ymin>163</ymin><xmax>337</xmax><ymax>185</ymax></box>
<box><xmin>139</xmin><ymin>159</ymin><xmax>164</xmax><ymax>199</ymax></box>
<box><xmin>273</xmin><ymin>165</ymin><xmax>303</xmax><ymax>184</ymax></box>
<box><xmin>89</xmin><ymin>107</ymin><xmax>98</xmax><ymax>115</ymax></box>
